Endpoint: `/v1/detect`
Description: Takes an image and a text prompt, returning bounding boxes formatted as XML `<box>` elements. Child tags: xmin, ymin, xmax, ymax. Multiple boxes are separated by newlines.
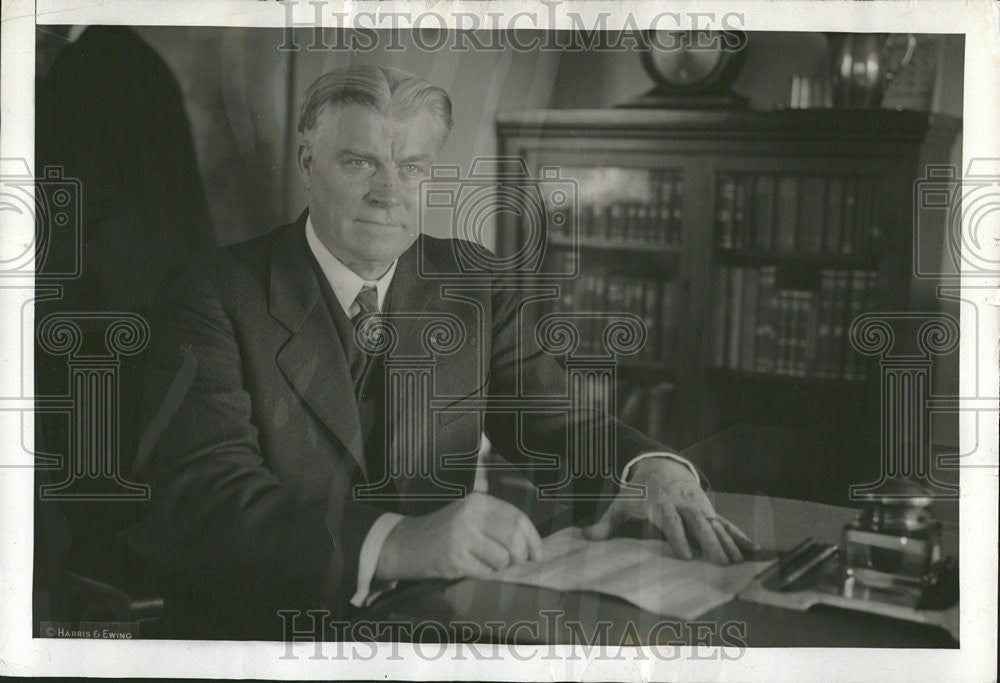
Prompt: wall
<box><xmin>137</xmin><ymin>27</ymin><xmax>293</xmax><ymax>245</ymax></box>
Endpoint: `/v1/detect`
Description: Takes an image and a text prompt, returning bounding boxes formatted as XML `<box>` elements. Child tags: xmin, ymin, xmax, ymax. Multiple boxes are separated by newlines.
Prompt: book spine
<box><xmin>660</xmin><ymin>173</ymin><xmax>675</xmax><ymax>246</ymax></box>
<box><xmin>843</xmin><ymin>270</ymin><xmax>868</xmax><ymax>379</ymax></box>
<box><xmin>619</xmin><ymin>275</ymin><xmax>635</xmax><ymax>355</ymax></box>
<box><xmin>564</xmin><ymin>269</ymin><xmax>578</xmax><ymax>312</ymax></box>
<box><xmin>823</xmin><ymin>177</ymin><xmax>843</xmax><ymax>255</ymax></box>
<box><xmin>830</xmin><ymin>271</ymin><xmax>850</xmax><ymax>377</ymax></box>
<box><xmin>786</xmin><ymin>292</ymin><xmax>801</xmax><ymax>376</ymax></box>
<box><xmin>788</xmin><ymin>292</ymin><xmax>802</xmax><ymax>377</ymax></box>
<box><xmin>625</xmin><ymin>203</ymin><xmax>639</xmax><ymax>242</ymax></box>
<box><xmin>577</xmin><ymin>204</ymin><xmax>591</xmax><ymax>239</ymax></box>
<box><xmin>580</xmin><ymin>204</ymin><xmax>597</xmax><ymax>238</ymax></box>
<box><xmin>775</xmin><ymin>176</ymin><xmax>799</xmax><ymax>252</ymax></box>
<box><xmin>774</xmin><ymin>291</ymin><xmax>789</xmax><ymax>375</ymax></box>
<box><xmin>733</xmin><ymin>175</ymin><xmax>750</xmax><ymax>249</ymax></box>
<box><xmin>671</xmin><ymin>177</ymin><xmax>684</xmax><ymax>248</ymax></box>
<box><xmin>788</xmin><ymin>292</ymin><xmax>801</xmax><ymax>376</ymax></box>
<box><xmin>798</xmin><ymin>177</ymin><xmax>825</xmax><ymax>254</ymax></box>
<box><xmin>856</xmin><ymin>177</ymin><xmax>874</xmax><ymax>257</ymax></box>
<box><xmin>753</xmin><ymin>175</ymin><xmax>775</xmax><ymax>251</ymax></box>
<box><xmin>798</xmin><ymin>291</ymin><xmax>814</xmax><ymax>376</ymax></box>
<box><xmin>786</xmin><ymin>292</ymin><xmax>799</xmax><ymax>376</ymax></box>
<box><xmin>710</xmin><ymin>266</ymin><xmax>728</xmax><ymax>368</ymax></box>
<box><xmin>740</xmin><ymin>267</ymin><xmax>759</xmax><ymax>371</ymax></box>
<box><xmin>607</xmin><ymin>203</ymin><xmax>623</xmax><ymax>242</ymax></box>
<box><xmin>840</xmin><ymin>178</ymin><xmax>858</xmax><ymax>255</ymax></box>
<box><xmin>814</xmin><ymin>270</ymin><xmax>834</xmax><ymax>377</ymax></box>
<box><xmin>727</xmin><ymin>267</ymin><xmax>745</xmax><ymax>370</ymax></box>
<box><xmin>716</xmin><ymin>174</ymin><xmax>737</xmax><ymax>249</ymax></box>
<box><xmin>636</xmin><ymin>204</ymin><xmax>650</xmax><ymax>244</ymax></box>
<box><xmin>545</xmin><ymin>248</ymin><xmax>561</xmax><ymax>276</ymax></box>
<box><xmin>861</xmin><ymin>270</ymin><xmax>880</xmax><ymax>379</ymax></box>
<box><xmin>628</xmin><ymin>277</ymin><xmax>644</xmax><ymax>355</ymax></box>
<box><xmin>753</xmin><ymin>266</ymin><xmax>773</xmax><ymax>372</ymax></box>
<box><xmin>563</xmin><ymin>245</ymin><xmax>578</xmax><ymax>277</ymax></box>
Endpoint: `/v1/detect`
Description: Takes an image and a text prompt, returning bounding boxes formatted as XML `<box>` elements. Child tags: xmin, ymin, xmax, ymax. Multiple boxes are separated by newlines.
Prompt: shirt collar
<box><xmin>305</xmin><ymin>215</ymin><xmax>397</xmax><ymax>315</ymax></box>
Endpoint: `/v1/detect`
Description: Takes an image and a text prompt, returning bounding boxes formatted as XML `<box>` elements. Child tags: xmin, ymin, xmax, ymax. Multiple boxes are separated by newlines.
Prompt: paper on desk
<box><xmin>492</xmin><ymin>527</ymin><xmax>775</xmax><ymax>620</ymax></box>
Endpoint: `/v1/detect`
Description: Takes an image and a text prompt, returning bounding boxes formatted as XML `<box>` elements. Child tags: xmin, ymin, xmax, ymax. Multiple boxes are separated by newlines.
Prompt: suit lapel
<box><xmin>383</xmin><ymin>237</ymin><xmax>435</xmax><ymax>350</ymax></box>
<box><xmin>383</xmin><ymin>240</ymin><xmax>476</xmax><ymax>504</ymax></box>
<box><xmin>269</xmin><ymin>219</ymin><xmax>367</xmax><ymax>473</ymax></box>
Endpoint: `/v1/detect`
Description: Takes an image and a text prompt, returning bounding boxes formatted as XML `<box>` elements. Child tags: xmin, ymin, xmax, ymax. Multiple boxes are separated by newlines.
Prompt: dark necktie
<box><xmin>352</xmin><ymin>285</ymin><xmax>391</xmax><ymax>492</ymax></box>
<box><xmin>346</xmin><ymin>285</ymin><xmax>379</xmax><ymax>393</ymax></box>
<box><xmin>351</xmin><ymin>285</ymin><xmax>380</xmax><ymax>350</ymax></box>
<box><xmin>352</xmin><ymin>284</ymin><xmax>378</xmax><ymax>316</ymax></box>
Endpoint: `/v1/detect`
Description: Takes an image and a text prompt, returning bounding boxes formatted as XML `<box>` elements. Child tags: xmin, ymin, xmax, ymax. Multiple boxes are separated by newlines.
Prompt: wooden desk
<box><xmin>360</xmin><ymin>493</ymin><xmax>958</xmax><ymax>647</ymax></box>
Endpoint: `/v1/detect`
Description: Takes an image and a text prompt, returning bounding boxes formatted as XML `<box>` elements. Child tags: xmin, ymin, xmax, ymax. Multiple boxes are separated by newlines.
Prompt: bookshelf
<box><xmin>496</xmin><ymin>109</ymin><xmax>960</xmax><ymax>448</ymax></box>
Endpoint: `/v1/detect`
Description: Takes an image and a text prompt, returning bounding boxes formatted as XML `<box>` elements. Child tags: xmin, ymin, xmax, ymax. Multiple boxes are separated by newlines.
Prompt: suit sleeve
<box><xmin>123</xmin><ymin>260</ymin><xmax>383</xmax><ymax>615</ymax></box>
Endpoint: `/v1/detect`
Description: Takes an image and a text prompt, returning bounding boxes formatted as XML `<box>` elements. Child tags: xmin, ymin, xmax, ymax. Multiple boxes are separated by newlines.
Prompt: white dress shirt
<box><xmin>304</xmin><ymin>216</ymin><xmax>699</xmax><ymax>608</ymax></box>
<box><xmin>305</xmin><ymin>216</ymin><xmax>397</xmax><ymax>316</ymax></box>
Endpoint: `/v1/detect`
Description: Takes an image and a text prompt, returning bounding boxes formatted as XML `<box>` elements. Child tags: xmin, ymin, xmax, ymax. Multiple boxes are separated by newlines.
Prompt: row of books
<box><xmin>539</xmin><ymin>261</ymin><xmax>679</xmax><ymax>363</ymax></box>
<box><xmin>715</xmin><ymin>173</ymin><xmax>881</xmax><ymax>257</ymax></box>
<box><xmin>709</xmin><ymin>266</ymin><xmax>879</xmax><ymax>380</ymax></box>
<box><xmin>548</xmin><ymin>174</ymin><xmax>685</xmax><ymax>247</ymax></box>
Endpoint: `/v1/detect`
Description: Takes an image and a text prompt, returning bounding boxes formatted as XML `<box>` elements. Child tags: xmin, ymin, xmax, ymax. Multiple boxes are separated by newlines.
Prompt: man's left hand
<box><xmin>582</xmin><ymin>458</ymin><xmax>757</xmax><ymax>564</ymax></box>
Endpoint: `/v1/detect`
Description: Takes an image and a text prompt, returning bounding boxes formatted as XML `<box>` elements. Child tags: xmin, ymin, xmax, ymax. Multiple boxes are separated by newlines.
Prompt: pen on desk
<box><xmin>778</xmin><ymin>543</ymin><xmax>838</xmax><ymax>589</ymax></box>
<box><xmin>776</xmin><ymin>537</ymin><xmax>814</xmax><ymax>571</ymax></box>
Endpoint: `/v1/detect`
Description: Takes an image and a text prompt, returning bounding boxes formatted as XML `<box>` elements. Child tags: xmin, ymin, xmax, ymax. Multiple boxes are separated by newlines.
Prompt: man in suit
<box><xmin>125</xmin><ymin>65</ymin><xmax>755</xmax><ymax>639</ymax></box>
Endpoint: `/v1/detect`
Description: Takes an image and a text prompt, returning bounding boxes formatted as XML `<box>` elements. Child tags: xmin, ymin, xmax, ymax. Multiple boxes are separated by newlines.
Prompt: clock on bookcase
<box><xmin>496</xmin><ymin>108</ymin><xmax>960</xmax><ymax>449</ymax></box>
<box><xmin>626</xmin><ymin>30</ymin><xmax>749</xmax><ymax>109</ymax></box>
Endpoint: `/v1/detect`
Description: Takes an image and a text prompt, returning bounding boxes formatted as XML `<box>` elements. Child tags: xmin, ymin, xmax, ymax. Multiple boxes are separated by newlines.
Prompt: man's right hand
<box><xmin>374</xmin><ymin>492</ymin><xmax>544</xmax><ymax>582</ymax></box>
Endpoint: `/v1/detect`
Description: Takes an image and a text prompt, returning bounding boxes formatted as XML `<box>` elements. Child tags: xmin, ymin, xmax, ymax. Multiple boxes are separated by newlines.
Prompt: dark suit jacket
<box><xmin>124</xmin><ymin>216</ymin><xmax>664</xmax><ymax>638</ymax></box>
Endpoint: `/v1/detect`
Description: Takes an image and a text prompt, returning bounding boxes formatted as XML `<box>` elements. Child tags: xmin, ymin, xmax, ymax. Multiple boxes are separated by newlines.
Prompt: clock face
<box><xmin>649</xmin><ymin>45</ymin><xmax>726</xmax><ymax>87</ymax></box>
<box><xmin>642</xmin><ymin>31</ymin><xmax>746</xmax><ymax>94</ymax></box>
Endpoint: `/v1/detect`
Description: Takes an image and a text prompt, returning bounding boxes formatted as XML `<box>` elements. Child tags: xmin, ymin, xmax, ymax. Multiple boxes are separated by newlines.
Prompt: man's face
<box><xmin>298</xmin><ymin>103</ymin><xmax>445</xmax><ymax>275</ymax></box>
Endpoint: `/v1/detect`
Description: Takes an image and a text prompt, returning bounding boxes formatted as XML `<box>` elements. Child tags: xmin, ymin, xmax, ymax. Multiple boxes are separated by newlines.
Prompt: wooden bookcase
<box><xmin>495</xmin><ymin>109</ymin><xmax>961</xmax><ymax>449</ymax></box>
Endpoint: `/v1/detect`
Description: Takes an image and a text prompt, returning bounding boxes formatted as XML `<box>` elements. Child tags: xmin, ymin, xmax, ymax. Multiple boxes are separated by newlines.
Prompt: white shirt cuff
<box><xmin>621</xmin><ymin>452</ymin><xmax>700</xmax><ymax>484</ymax></box>
<box><xmin>349</xmin><ymin>511</ymin><xmax>404</xmax><ymax>608</ymax></box>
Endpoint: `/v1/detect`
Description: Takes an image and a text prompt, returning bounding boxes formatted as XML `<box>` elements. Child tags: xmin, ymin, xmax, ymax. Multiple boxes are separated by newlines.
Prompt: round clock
<box><xmin>633</xmin><ymin>30</ymin><xmax>748</xmax><ymax>107</ymax></box>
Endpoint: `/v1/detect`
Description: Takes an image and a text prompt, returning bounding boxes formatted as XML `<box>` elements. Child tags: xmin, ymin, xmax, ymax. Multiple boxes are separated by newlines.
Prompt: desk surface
<box><xmin>361</xmin><ymin>492</ymin><xmax>958</xmax><ymax>647</ymax></box>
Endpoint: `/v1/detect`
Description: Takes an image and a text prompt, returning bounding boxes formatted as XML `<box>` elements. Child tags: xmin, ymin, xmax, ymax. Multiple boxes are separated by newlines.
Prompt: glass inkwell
<box><xmin>841</xmin><ymin>478</ymin><xmax>941</xmax><ymax>604</ymax></box>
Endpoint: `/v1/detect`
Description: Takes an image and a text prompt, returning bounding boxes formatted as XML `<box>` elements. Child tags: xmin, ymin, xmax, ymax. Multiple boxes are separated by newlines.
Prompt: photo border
<box><xmin>2</xmin><ymin>1</ymin><xmax>996</xmax><ymax>679</ymax></box>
